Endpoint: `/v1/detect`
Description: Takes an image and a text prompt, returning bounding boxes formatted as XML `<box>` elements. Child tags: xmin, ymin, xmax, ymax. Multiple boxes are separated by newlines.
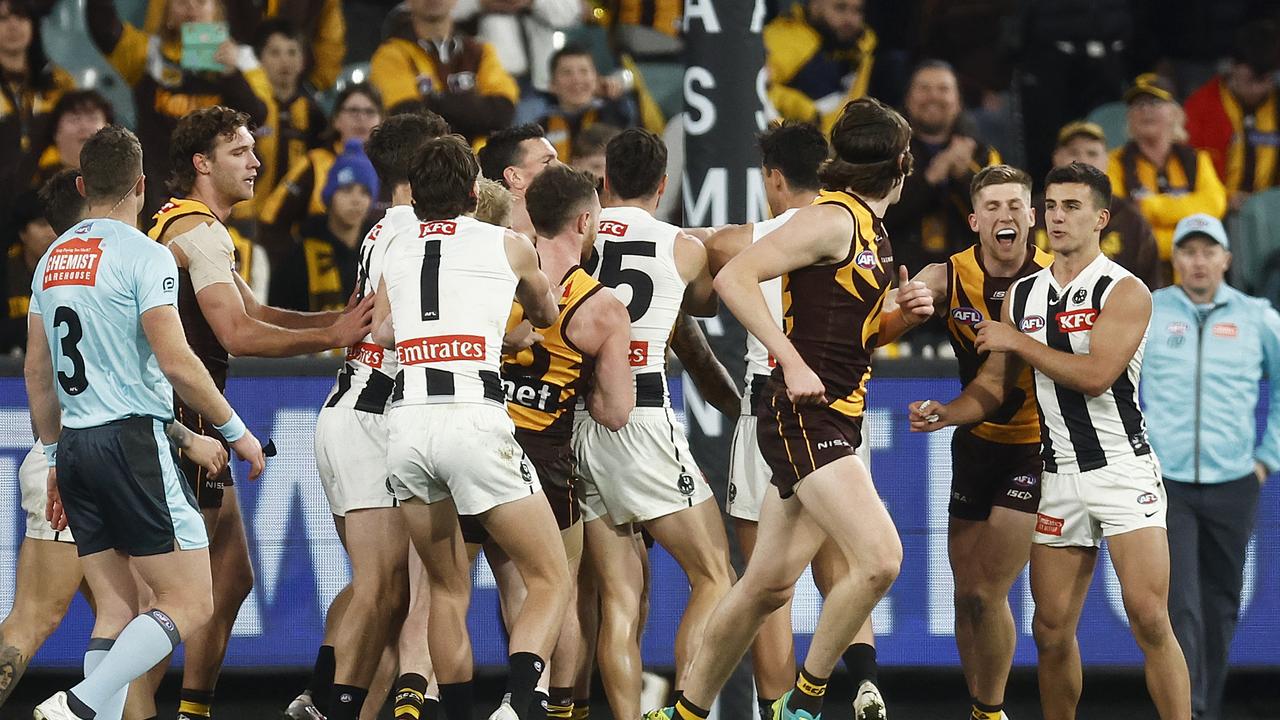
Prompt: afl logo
<box><xmin>855</xmin><ymin>250</ymin><xmax>877</xmax><ymax>269</ymax></box>
<box><xmin>1019</xmin><ymin>315</ymin><xmax>1046</xmax><ymax>333</ymax></box>
<box><xmin>1137</xmin><ymin>492</ymin><xmax>1159</xmax><ymax>505</ymax></box>
<box><xmin>951</xmin><ymin>307</ymin><xmax>983</xmax><ymax>326</ymax></box>
<box><xmin>599</xmin><ymin>220</ymin><xmax>628</xmax><ymax>236</ymax></box>
<box><xmin>1012</xmin><ymin>474</ymin><xmax>1038</xmax><ymax>488</ymax></box>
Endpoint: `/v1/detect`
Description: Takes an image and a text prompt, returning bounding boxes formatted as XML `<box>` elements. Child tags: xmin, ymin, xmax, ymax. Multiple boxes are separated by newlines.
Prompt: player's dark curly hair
<box><xmin>526</xmin><ymin>164</ymin><xmax>598</xmax><ymax>237</ymax></box>
<box><xmin>759</xmin><ymin>121</ymin><xmax>828</xmax><ymax>192</ymax></box>
<box><xmin>366</xmin><ymin>111</ymin><xmax>452</xmax><ymax>188</ymax></box>
<box><xmin>1044</xmin><ymin>162</ymin><xmax>1112</xmax><ymax>211</ymax></box>
<box><xmin>477</xmin><ymin>123</ymin><xmax>548</xmax><ymax>188</ymax></box>
<box><xmin>605</xmin><ymin>128</ymin><xmax>667</xmax><ymax>200</ymax></box>
<box><xmin>819</xmin><ymin>97</ymin><xmax>914</xmax><ymax>199</ymax></box>
<box><xmin>167</xmin><ymin>106</ymin><xmax>250</xmax><ymax>195</ymax></box>
<box><xmin>410</xmin><ymin>135</ymin><xmax>479</xmax><ymax>222</ymax></box>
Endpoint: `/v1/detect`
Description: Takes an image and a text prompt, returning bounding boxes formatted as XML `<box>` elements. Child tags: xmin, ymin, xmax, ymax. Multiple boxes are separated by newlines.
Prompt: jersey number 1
<box><xmin>54</xmin><ymin>306</ymin><xmax>89</xmax><ymax>395</ymax></box>
<box><xmin>420</xmin><ymin>240</ymin><xmax>441</xmax><ymax>321</ymax></box>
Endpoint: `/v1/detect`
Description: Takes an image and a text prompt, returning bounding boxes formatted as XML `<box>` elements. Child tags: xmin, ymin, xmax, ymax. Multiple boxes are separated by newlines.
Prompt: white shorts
<box><xmin>315</xmin><ymin>408</ymin><xmax>396</xmax><ymax>517</ymax></box>
<box><xmin>20</xmin><ymin>445</ymin><xmax>74</xmax><ymax>543</ymax></box>
<box><xmin>1034</xmin><ymin>453</ymin><xmax>1166</xmax><ymax>548</ymax></box>
<box><xmin>573</xmin><ymin>407</ymin><xmax>714</xmax><ymax>525</ymax></box>
<box><xmin>726</xmin><ymin>413</ymin><xmax>871</xmax><ymax>522</ymax></box>
<box><xmin>387</xmin><ymin>403</ymin><xmax>541</xmax><ymax>516</ymax></box>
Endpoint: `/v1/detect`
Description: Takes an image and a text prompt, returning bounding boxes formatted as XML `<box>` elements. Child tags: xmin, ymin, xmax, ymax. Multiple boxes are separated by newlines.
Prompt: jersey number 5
<box><xmin>53</xmin><ymin>306</ymin><xmax>89</xmax><ymax>395</ymax></box>
<box><xmin>597</xmin><ymin>241</ymin><xmax>655</xmax><ymax>322</ymax></box>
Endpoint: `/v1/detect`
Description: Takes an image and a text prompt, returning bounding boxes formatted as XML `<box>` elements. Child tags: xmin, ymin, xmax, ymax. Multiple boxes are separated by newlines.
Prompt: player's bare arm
<box><xmin>505</xmin><ymin>229</ymin><xmax>558</xmax><ymax>327</ymax></box>
<box><xmin>976</xmin><ymin>276</ymin><xmax>1150</xmax><ymax>397</ymax></box>
<box><xmin>234</xmin><ymin>273</ymin><xmax>357</xmax><ymax>330</ymax></box>
<box><xmin>670</xmin><ymin>311</ymin><xmax>741</xmax><ymax>418</ymax></box>
<box><xmin>713</xmin><ymin>203</ymin><xmax>853</xmax><ymax>404</ymax></box>
<box><xmin>879</xmin><ymin>263</ymin><xmax>946</xmax><ymax>345</ymax></box>
<box><xmin>142</xmin><ymin>304</ymin><xmax>266</xmax><ymax>479</ymax></box>
<box><xmin>197</xmin><ymin>280</ymin><xmax>372</xmax><ymax>356</ymax></box>
<box><xmin>704</xmin><ymin>223</ymin><xmax>751</xmax><ymax>277</ymax></box>
<box><xmin>675</xmin><ymin>231</ymin><xmax>717</xmax><ymax>317</ymax></box>
<box><xmin>910</xmin><ymin>291</ymin><xmax>1026</xmax><ymax>431</ymax></box>
<box><xmin>24</xmin><ymin>316</ymin><xmax>68</xmax><ymax>531</ymax></box>
<box><xmin>372</xmin><ymin>277</ymin><xmax>393</xmax><ymax>349</ymax></box>
<box><xmin>564</xmin><ymin>289</ymin><xmax>635</xmax><ymax>431</ymax></box>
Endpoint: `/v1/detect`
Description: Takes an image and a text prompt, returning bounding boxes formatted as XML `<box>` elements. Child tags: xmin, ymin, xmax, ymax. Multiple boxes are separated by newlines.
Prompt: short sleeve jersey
<box><xmin>30</xmin><ymin>218</ymin><xmax>179</xmax><ymax>428</ymax></box>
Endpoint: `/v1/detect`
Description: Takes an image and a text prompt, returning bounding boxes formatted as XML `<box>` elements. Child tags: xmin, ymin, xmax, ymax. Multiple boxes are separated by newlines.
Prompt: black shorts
<box><xmin>460</xmin><ymin>430</ymin><xmax>579</xmax><ymax>545</ymax></box>
<box><xmin>59</xmin><ymin>416</ymin><xmax>208</xmax><ymax>557</ymax></box>
<box><xmin>174</xmin><ymin>401</ymin><xmax>232</xmax><ymax>509</ymax></box>
<box><xmin>756</xmin><ymin>388</ymin><xmax>864</xmax><ymax>499</ymax></box>
<box><xmin>949</xmin><ymin>428</ymin><xmax>1043</xmax><ymax>521</ymax></box>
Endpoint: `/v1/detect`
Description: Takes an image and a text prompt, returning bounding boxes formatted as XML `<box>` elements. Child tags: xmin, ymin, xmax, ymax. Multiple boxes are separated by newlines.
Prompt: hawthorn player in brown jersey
<box><xmin>142</xmin><ymin>106</ymin><xmax>371</xmax><ymax>720</ymax></box>
<box><xmin>883</xmin><ymin>165</ymin><xmax>1051</xmax><ymax>720</ymax></box>
<box><xmin>649</xmin><ymin>97</ymin><xmax>933</xmax><ymax>720</ymax></box>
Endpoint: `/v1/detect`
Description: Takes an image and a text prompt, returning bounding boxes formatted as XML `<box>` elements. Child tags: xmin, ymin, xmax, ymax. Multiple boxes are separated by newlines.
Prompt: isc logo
<box><xmin>1056</xmin><ymin>309</ymin><xmax>1097</xmax><ymax>333</ymax></box>
<box><xmin>419</xmin><ymin>220</ymin><xmax>457</xmax><ymax>237</ymax></box>
<box><xmin>600</xmin><ymin>221</ymin><xmax>628</xmax><ymax>237</ymax></box>
<box><xmin>951</xmin><ymin>307</ymin><xmax>983</xmax><ymax>326</ymax></box>
<box><xmin>1019</xmin><ymin>315</ymin><xmax>1046</xmax><ymax>333</ymax></box>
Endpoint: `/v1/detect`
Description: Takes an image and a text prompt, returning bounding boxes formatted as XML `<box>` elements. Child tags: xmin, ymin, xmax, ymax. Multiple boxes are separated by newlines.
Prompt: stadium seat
<box><xmin>318</xmin><ymin>62</ymin><xmax>373</xmax><ymax>115</ymax></box>
<box><xmin>1086</xmin><ymin>100</ymin><xmax>1128</xmax><ymax>149</ymax></box>
<box><xmin>1227</xmin><ymin>188</ymin><xmax>1280</xmax><ymax>295</ymax></box>
<box><xmin>562</xmin><ymin>23</ymin><xmax>619</xmax><ymax>76</ymax></box>
<box><xmin>40</xmin><ymin>0</ymin><xmax>137</xmax><ymax>128</ymax></box>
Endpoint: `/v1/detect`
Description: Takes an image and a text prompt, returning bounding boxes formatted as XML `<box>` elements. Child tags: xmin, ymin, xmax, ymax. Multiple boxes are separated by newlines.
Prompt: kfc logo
<box><xmin>1056</xmin><ymin>309</ymin><xmax>1097</xmax><ymax>333</ymax></box>
<box><xmin>599</xmin><ymin>221</ymin><xmax>628</xmax><ymax>237</ymax></box>
<box><xmin>419</xmin><ymin>220</ymin><xmax>457</xmax><ymax>237</ymax></box>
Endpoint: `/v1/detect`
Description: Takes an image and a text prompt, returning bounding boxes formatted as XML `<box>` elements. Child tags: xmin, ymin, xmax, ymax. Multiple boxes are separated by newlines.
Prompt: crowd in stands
<box><xmin>2</xmin><ymin>0</ymin><xmax>1279</xmax><ymax>355</ymax></box>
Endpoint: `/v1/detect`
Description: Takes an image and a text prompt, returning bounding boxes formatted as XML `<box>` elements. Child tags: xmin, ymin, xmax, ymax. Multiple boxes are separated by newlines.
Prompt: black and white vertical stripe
<box><xmin>1009</xmin><ymin>254</ymin><xmax>1151</xmax><ymax>473</ymax></box>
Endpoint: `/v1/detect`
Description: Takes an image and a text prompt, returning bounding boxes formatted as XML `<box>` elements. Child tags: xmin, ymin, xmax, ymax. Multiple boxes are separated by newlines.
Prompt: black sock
<box><xmin>178</xmin><ymin>688</ymin><xmax>215</xmax><ymax>718</ymax></box>
<box><xmin>395</xmin><ymin>673</ymin><xmax>429</xmax><ymax>720</ymax></box>
<box><xmin>66</xmin><ymin>690</ymin><xmax>95</xmax><ymax>719</ymax></box>
<box><xmin>673</xmin><ymin>695</ymin><xmax>709</xmax><ymax>719</ymax></box>
<box><xmin>758</xmin><ymin>697</ymin><xmax>777</xmax><ymax>720</ymax></box>
<box><xmin>422</xmin><ymin>696</ymin><xmax>441</xmax><ymax>720</ymax></box>
<box><xmin>327</xmin><ymin>685</ymin><xmax>368</xmax><ymax>720</ymax></box>
<box><xmin>571</xmin><ymin>698</ymin><xmax>590</xmax><ymax>719</ymax></box>
<box><xmin>972</xmin><ymin>699</ymin><xmax>1004</xmax><ymax>718</ymax></box>
<box><xmin>439</xmin><ymin>680</ymin><xmax>474</xmax><ymax>720</ymax></box>
<box><xmin>505</xmin><ymin>652</ymin><xmax>545</xmax><ymax>715</ymax></box>
<box><xmin>842</xmin><ymin>642</ymin><xmax>878</xmax><ymax>685</ymax></box>
<box><xmin>309</xmin><ymin>645</ymin><xmax>337</xmax><ymax>714</ymax></box>
<box><xmin>528</xmin><ymin>688</ymin><xmax>549</xmax><ymax>719</ymax></box>
<box><xmin>547</xmin><ymin>687</ymin><xmax>574</xmax><ymax>719</ymax></box>
<box><xmin>788</xmin><ymin>667</ymin><xmax>827</xmax><ymax>716</ymax></box>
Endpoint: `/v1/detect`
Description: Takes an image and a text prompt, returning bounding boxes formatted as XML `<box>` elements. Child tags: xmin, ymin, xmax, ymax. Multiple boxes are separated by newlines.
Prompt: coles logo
<box><xmin>599</xmin><ymin>220</ymin><xmax>628</xmax><ymax>237</ymax></box>
<box><xmin>1212</xmin><ymin>322</ymin><xmax>1238</xmax><ymax>338</ymax></box>
<box><xmin>1036</xmin><ymin>513</ymin><xmax>1064</xmax><ymax>536</ymax></box>
<box><xmin>855</xmin><ymin>250</ymin><xmax>877</xmax><ymax>270</ymax></box>
<box><xmin>1137</xmin><ymin>492</ymin><xmax>1160</xmax><ymax>505</ymax></box>
<box><xmin>1056</xmin><ymin>309</ymin><xmax>1097</xmax><ymax>333</ymax></box>
<box><xmin>42</xmin><ymin>238</ymin><xmax>104</xmax><ymax>289</ymax></box>
<box><xmin>629</xmin><ymin>340</ymin><xmax>649</xmax><ymax>367</ymax></box>
<box><xmin>951</xmin><ymin>307</ymin><xmax>984</xmax><ymax>326</ymax></box>
<box><xmin>1019</xmin><ymin>315</ymin><xmax>1046</xmax><ymax>333</ymax></box>
<box><xmin>345</xmin><ymin>342</ymin><xmax>384</xmax><ymax>369</ymax></box>
<box><xmin>396</xmin><ymin>334</ymin><xmax>485</xmax><ymax>365</ymax></box>
<box><xmin>419</xmin><ymin>220</ymin><xmax>457</xmax><ymax>236</ymax></box>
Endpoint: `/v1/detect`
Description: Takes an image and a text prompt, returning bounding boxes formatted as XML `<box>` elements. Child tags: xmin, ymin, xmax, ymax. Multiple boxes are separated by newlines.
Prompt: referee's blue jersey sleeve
<box><xmin>134</xmin><ymin>241</ymin><xmax>180</xmax><ymax>314</ymax></box>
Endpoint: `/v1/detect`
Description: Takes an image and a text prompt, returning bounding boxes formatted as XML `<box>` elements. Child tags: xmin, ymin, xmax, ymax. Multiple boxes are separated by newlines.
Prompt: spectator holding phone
<box><xmin>86</xmin><ymin>0</ymin><xmax>267</xmax><ymax>214</ymax></box>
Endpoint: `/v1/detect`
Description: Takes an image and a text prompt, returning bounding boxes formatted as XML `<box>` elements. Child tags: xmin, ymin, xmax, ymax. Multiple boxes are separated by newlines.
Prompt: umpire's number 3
<box><xmin>53</xmin><ymin>306</ymin><xmax>88</xmax><ymax>395</ymax></box>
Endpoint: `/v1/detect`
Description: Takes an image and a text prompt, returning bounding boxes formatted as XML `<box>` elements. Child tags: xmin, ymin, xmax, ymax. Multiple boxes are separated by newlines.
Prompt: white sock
<box><xmin>82</xmin><ymin>638</ymin><xmax>129</xmax><ymax>720</ymax></box>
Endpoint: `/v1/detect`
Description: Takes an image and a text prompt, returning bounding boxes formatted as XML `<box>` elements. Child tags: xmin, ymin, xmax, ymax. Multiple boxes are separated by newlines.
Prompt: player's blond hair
<box><xmin>473</xmin><ymin>177</ymin><xmax>514</xmax><ymax>228</ymax></box>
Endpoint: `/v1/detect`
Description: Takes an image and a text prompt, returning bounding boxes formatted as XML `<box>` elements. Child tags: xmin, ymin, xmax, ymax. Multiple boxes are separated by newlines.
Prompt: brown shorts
<box><xmin>949</xmin><ymin>428</ymin><xmax>1043</xmax><ymax>521</ymax></box>
<box><xmin>756</xmin><ymin>390</ymin><xmax>864</xmax><ymax>499</ymax></box>
<box><xmin>460</xmin><ymin>430</ymin><xmax>578</xmax><ymax>545</ymax></box>
<box><xmin>174</xmin><ymin>401</ymin><xmax>231</xmax><ymax>510</ymax></box>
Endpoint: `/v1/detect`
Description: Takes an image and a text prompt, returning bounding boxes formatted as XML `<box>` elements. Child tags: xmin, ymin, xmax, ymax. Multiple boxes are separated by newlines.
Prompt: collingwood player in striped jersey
<box><xmin>706</xmin><ymin>121</ymin><xmax>888</xmax><ymax>720</ymax></box>
<box><xmin>374</xmin><ymin>135</ymin><xmax>567</xmax><ymax>720</ymax></box>
<box><xmin>284</xmin><ymin>112</ymin><xmax>453</xmax><ymax>720</ymax></box>
<box><xmin>910</xmin><ymin>162</ymin><xmax>1190</xmax><ymax>720</ymax></box>
<box><xmin>884</xmin><ymin>164</ymin><xmax>1051</xmax><ymax>720</ymax></box>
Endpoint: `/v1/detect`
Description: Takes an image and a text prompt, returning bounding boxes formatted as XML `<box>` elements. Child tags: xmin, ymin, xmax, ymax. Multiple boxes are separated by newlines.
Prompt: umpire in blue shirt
<box><xmin>1143</xmin><ymin>213</ymin><xmax>1280</xmax><ymax>720</ymax></box>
